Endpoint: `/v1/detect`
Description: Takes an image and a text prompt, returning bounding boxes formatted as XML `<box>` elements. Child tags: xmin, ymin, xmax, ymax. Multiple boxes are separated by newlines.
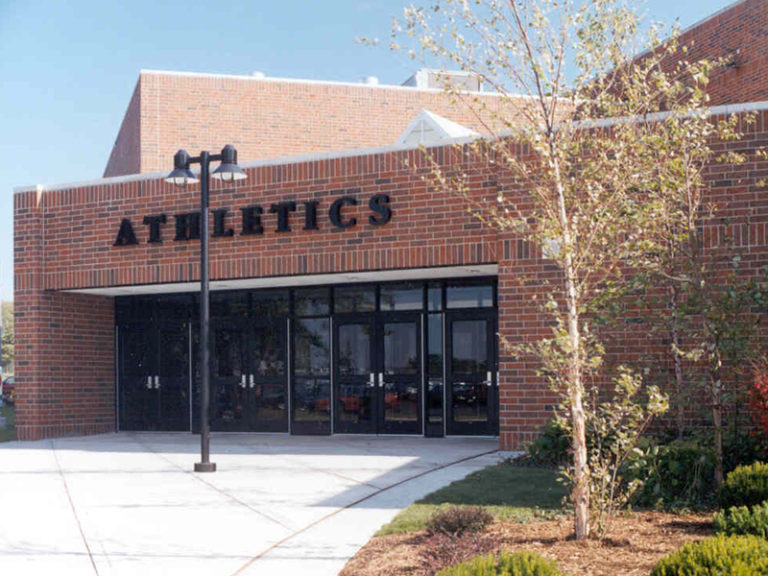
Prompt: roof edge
<box><xmin>139</xmin><ymin>68</ymin><xmax>507</xmax><ymax>97</ymax></box>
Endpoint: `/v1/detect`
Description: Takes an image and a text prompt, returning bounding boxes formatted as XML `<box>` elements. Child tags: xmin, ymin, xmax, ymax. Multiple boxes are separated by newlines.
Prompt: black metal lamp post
<box><xmin>166</xmin><ymin>145</ymin><xmax>247</xmax><ymax>473</ymax></box>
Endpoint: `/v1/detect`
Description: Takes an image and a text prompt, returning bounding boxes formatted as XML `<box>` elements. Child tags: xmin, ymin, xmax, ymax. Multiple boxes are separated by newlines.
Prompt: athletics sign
<box><xmin>114</xmin><ymin>191</ymin><xmax>391</xmax><ymax>247</ymax></box>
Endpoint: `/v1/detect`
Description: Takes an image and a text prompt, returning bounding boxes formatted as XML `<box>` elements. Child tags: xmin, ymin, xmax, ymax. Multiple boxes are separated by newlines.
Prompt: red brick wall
<box><xmin>43</xmin><ymin>147</ymin><xmax>498</xmax><ymax>292</ymax></box>
<box><xmin>14</xmin><ymin>190</ymin><xmax>115</xmax><ymax>441</ymax></box>
<box><xmin>16</xmin><ymin>108</ymin><xmax>768</xmax><ymax>448</ymax></box>
<box><xmin>103</xmin><ymin>79</ymin><xmax>141</xmax><ymax>178</ymax></box>
<box><xmin>103</xmin><ymin>71</ymin><xmax>526</xmax><ymax>177</ymax></box>
<box><xmin>661</xmin><ymin>0</ymin><xmax>768</xmax><ymax>106</ymax></box>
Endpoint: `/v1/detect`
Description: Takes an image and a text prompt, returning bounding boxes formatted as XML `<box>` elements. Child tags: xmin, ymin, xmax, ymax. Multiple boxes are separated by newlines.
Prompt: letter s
<box><xmin>368</xmin><ymin>194</ymin><xmax>391</xmax><ymax>226</ymax></box>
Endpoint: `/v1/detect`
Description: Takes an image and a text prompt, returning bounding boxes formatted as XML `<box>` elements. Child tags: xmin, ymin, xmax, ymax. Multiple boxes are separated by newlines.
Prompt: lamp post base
<box><xmin>194</xmin><ymin>462</ymin><xmax>217</xmax><ymax>473</ymax></box>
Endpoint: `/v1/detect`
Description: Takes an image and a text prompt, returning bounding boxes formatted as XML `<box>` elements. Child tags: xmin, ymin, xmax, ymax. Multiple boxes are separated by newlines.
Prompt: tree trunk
<box><xmin>570</xmin><ymin>363</ymin><xmax>590</xmax><ymax>540</ymax></box>
<box><xmin>564</xmin><ymin>234</ymin><xmax>589</xmax><ymax>540</ymax></box>
<box><xmin>550</xmin><ymin>138</ymin><xmax>590</xmax><ymax>540</ymax></box>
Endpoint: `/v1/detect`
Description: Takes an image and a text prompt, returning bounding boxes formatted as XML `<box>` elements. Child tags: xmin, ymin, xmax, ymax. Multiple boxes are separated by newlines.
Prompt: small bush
<box><xmin>436</xmin><ymin>551</ymin><xmax>561</xmax><ymax>576</ymax></box>
<box><xmin>629</xmin><ymin>438</ymin><xmax>716</xmax><ymax>509</ymax></box>
<box><xmin>524</xmin><ymin>420</ymin><xmax>570</xmax><ymax>467</ymax></box>
<box><xmin>628</xmin><ymin>433</ymin><xmax>762</xmax><ymax>509</ymax></box>
<box><xmin>723</xmin><ymin>433</ymin><xmax>763</xmax><ymax>475</ymax></box>
<box><xmin>650</xmin><ymin>535</ymin><xmax>768</xmax><ymax>575</ymax></box>
<box><xmin>718</xmin><ymin>462</ymin><xmax>768</xmax><ymax>509</ymax></box>
<box><xmin>426</xmin><ymin>506</ymin><xmax>493</xmax><ymax>537</ymax></box>
<box><xmin>714</xmin><ymin>502</ymin><xmax>768</xmax><ymax>538</ymax></box>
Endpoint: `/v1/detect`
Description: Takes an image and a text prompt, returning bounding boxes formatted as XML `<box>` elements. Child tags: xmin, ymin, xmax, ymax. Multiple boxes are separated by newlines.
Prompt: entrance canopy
<box><xmin>65</xmin><ymin>264</ymin><xmax>498</xmax><ymax>297</ymax></box>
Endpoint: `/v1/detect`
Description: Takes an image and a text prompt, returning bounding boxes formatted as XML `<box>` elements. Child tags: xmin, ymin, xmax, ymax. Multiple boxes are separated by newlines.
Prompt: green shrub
<box><xmin>714</xmin><ymin>502</ymin><xmax>768</xmax><ymax>538</ymax></box>
<box><xmin>524</xmin><ymin>420</ymin><xmax>570</xmax><ymax>467</ymax></box>
<box><xmin>719</xmin><ymin>462</ymin><xmax>768</xmax><ymax>509</ymax></box>
<box><xmin>628</xmin><ymin>433</ymin><xmax>761</xmax><ymax>510</ymax></box>
<box><xmin>723</xmin><ymin>434</ymin><xmax>763</xmax><ymax>475</ymax></box>
<box><xmin>426</xmin><ymin>506</ymin><xmax>494</xmax><ymax>537</ymax></box>
<box><xmin>436</xmin><ymin>551</ymin><xmax>561</xmax><ymax>576</ymax></box>
<box><xmin>629</xmin><ymin>438</ymin><xmax>716</xmax><ymax>509</ymax></box>
<box><xmin>650</xmin><ymin>535</ymin><xmax>768</xmax><ymax>575</ymax></box>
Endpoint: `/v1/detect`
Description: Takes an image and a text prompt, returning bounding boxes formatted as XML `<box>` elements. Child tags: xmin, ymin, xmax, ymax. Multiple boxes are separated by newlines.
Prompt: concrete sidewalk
<box><xmin>0</xmin><ymin>433</ymin><xmax>504</xmax><ymax>576</ymax></box>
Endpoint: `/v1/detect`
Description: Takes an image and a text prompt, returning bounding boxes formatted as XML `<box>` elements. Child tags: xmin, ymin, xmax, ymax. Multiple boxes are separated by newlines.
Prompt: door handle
<box><xmin>486</xmin><ymin>371</ymin><xmax>492</xmax><ymax>387</ymax></box>
<box><xmin>249</xmin><ymin>374</ymin><xmax>255</xmax><ymax>389</ymax></box>
<box><xmin>368</xmin><ymin>373</ymin><xmax>375</xmax><ymax>388</ymax></box>
<box><xmin>146</xmin><ymin>376</ymin><xmax>153</xmax><ymax>390</ymax></box>
<box><xmin>378</xmin><ymin>373</ymin><xmax>384</xmax><ymax>388</ymax></box>
<box><xmin>240</xmin><ymin>374</ymin><xmax>247</xmax><ymax>388</ymax></box>
<box><xmin>154</xmin><ymin>375</ymin><xmax>160</xmax><ymax>389</ymax></box>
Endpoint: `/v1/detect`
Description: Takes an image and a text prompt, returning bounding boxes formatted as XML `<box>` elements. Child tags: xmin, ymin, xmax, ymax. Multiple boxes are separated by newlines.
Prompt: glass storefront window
<box><xmin>334</xmin><ymin>286</ymin><xmax>375</xmax><ymax>313</ymax></box>
<box><xmin>211</xmin><ymin>291</ymin><xmax>250</xmax><ymax>319</ymax></box>
<box><xmin>446</xmin><ymin>285</ymin><xmax>493</xmax><ymax>309</ymax></box>
<box><xmin>428</xmin><ymin>285</ymin><xmax>442</xmax><ymax>311</ymax></box>
<box><xmin>294</xmin><ymin>318</ymin><xmax>330</xmax><ymax>376</ymax></box>
<box><xmin>252</xmin><ymin>291</ymin><xmax>289</xmax><ymax>316</ymax></box>
<box><xmin>380</xmin><ymin>284</ymin><xmax>423</xmax><ymax>311</ymax></box>
<box><xmin>294</xmin><ymin>288</ymin><xmax>330</xmax><ymax>316</ymax></box>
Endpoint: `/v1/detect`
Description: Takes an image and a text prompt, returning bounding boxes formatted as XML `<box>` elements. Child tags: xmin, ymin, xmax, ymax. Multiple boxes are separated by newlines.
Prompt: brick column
<box><xmin>14</xmin><ymin>188</ymin><xmax>116</xmax><ymax>440</ymax></box>
<box><xmin>497</xmin><ymin>235</ymin><xmax>558</xmax><ymax>450</ymax></box>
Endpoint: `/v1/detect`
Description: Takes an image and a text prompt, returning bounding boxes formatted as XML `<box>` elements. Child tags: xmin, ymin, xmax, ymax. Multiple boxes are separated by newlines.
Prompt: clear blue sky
<box><xmin>0</xmin><ymin>0</ymin><xmax>737</xmax><ymax>302</ymax></box>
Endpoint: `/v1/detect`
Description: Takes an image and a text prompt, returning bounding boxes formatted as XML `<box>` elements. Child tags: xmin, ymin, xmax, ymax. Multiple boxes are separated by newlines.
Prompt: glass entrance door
<box><xmin>211</xmin><ymin>322</ymin><xmax>250</xmax><ymax>431</ymax></box>
<box><xmin>334</xmin><ymin>314</ymin><xmax>422</xmax><ymax>434</ymax></box>
<box><xmin>156</xmin><ymin>323</ymin><xmax>190</xmax><ymax>431</ymax></box>
<box><xmin>379</xmin><ymin>314</ymin><xmax>421</xmax><ymax>434</ymax></box>
<box><xmin>210</xmin><ymin>320</ymin><xmax>288</xmax><ymax>432</ymax></box>
<box><xmin>119</xmin><ymin>325</ymin><xmax>156</xmax><ymax>431</ymax></box>
<box><xmin>291</xmin><ymin>317</ymin><xmax>331</xmax><ymax>435</ymax></box>
<box><xmin>446</xmin><ymin>310</ymin><xmax>497</xmax><ymax>435</ymax></box>
<box><xmin>334</xmin><ymin>317</ymin><xmax>377</xmax><ymax>433</ymax></box>
<box><xmin>245</xmin><ymin>321</ymin><xmax>288</xmax><ymax>432</ymax></box>
<box><xmin>119</xmin><ymin>322</ymin><xmax>190</xmax><ymax>432</ymax></box>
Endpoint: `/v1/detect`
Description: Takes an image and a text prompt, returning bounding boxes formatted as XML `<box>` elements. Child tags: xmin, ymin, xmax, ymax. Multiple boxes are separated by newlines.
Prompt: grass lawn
<box><xmin>0</xmin><ymin>404</ymin><xmax>15</xmax><ymax>442</ymax></box>
<box><xmin>377</xmin><ymin>462</ymin><xmax>567</xmax><ymax>535</ymax></box>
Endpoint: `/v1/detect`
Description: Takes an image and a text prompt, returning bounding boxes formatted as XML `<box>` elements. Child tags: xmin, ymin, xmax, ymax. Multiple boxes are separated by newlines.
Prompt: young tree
<box><xmin>637</xmin><ymin>106</ymin><xmax>762</xmax><ymax>487</ymax></box>
<box><xmin>388</xmin><ymin>0</ymin><xmax>724</xmax><ymax>538</ymax></box>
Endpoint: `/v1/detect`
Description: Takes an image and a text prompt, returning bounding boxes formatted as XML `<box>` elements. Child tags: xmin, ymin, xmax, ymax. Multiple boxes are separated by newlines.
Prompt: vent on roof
<box><xmin>397</xmin><ymin>109</ymin><xmax>479</xmax><ymax>146</ymax></box>
<box><xmin>361</xmin><ymin>76</ymin><xmax>379</xmax><ymax>85</ymax></box>
<box><xmin>401</xmin><ymin>68</ymin><xmax>482</xmax><ymax>91</ymax></box>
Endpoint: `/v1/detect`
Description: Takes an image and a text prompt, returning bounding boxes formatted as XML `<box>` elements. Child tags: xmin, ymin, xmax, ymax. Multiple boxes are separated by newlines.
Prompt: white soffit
<box><xmin>396</xmin><ymin>109</ymin><xmax>479</xmax><ymax>146</ymax></box>
<box><xmin>64</xmin><ymin>265</ymin><xmax>499</xmax><ymax>297</ymax></box>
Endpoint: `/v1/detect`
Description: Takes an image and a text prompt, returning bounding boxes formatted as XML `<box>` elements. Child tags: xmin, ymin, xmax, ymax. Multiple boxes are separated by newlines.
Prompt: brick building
<box><xmin>13</xmin><ymin>0</ymin><xmax>768</xmax><ymax>446</ymax></box>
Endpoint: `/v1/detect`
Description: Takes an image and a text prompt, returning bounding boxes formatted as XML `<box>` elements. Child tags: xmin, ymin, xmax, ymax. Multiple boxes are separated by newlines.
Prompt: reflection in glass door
<box><xmin>446</xmin><ymin>311</ymin><xmax>497</xmax><ymax>435</ymax></box>
<box><xmin>292</xmin><ymin>317</ymin><xmax>331</xmax><ymax>434</ymax></box>
<box><xmin>211</xmin><ymin>323</ymin><xmax>249</xmax><ymax>431</ymax></box>
<box><xmin>246</xmin><ymin>321</ymin><xmax>288</xmax><ymax>432</ymax></box>
<box><xmin>334</xmin><ymin>318</ymin><xmax>376</xmax><ymax>433</ymax></box>
<box><xmin>379</xmin><ymin>316</ymin><xmax>421</xmax><ymax>434</ymax></box>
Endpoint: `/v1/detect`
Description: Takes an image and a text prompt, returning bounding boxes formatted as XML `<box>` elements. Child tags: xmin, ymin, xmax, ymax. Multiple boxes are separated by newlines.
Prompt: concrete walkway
<box><xmin>0</xmin><ymin>433</ymin><xmax>504</xmax><ymax>576</ymax></box>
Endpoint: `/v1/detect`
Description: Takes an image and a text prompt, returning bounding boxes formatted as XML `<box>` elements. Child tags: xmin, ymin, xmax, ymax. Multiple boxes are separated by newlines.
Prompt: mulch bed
<box><xmin>340</xmin><ymin>512</ymin><xmax>712</xmax><ymax>576</ymax></box>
